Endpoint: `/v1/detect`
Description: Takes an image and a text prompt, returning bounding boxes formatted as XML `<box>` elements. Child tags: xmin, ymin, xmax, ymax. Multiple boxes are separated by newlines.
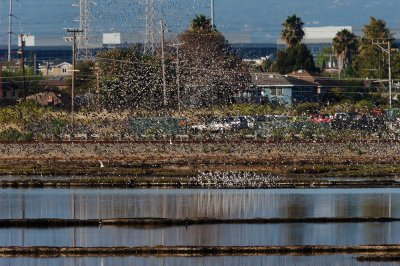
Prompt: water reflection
<box><xmin>0</xmin><ymin>255</ymin><xmax>386</xmax><ymax>266</ymax></box>
<box><xmin>0</xmin><ymin>188</ymin><xmax>398</xmax><ymax>265</ymax></box>
<box><xmin>0</xmin><ymin>188</ymin><xmax>397</xmax><ymax>219</ymax></box>
<box><xmin>0</xmin><ymin>222</ymin><xmax>398</xmax><ymax>247</ymax></box>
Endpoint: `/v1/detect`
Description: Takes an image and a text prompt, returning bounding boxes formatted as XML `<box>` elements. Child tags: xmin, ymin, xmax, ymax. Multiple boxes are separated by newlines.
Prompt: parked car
<box><xmin>229</xmin><ymin>116</ymin><xmax>249</xmax><ymax>130</ymax></box>
<box><xmin>243</xmin><ymin>116</ymin><xmax>255</xmax><ymax>129</ymax></box>
<box><xmin>191</xmin><ymin>122</ymin><xmax>209</xmax><ymax>133</ymax></box>
<box><xmin>334</xmin><ymin>113</ymin><xmax>347</xmax><ymax>120</ymax></box>
<box><xmin>209</xmin><ymin>118</ymin><xmax>233</xmax><ymax>132</ymax></box>
<box><xmin>309</xmin><ymin>114</ymin><xmax>333</xmax><ymax>123</ymax></box>
<box><xmin>191</xmin><ymin>118</ymin><xmax>232</xmax><ymax>133</ymax></box>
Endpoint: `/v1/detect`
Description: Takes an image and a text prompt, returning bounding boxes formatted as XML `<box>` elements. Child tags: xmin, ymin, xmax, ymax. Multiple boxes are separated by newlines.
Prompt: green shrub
<box><xmin>295</xmin><ymin>102</ymin><xmax>321</xmax><ymax>116</ymax></box>
<box><xmin>52</xmin><ymin>119</ymin><xmax>65</xmax><ymax>136</ymax></box>
<box><xmin>0</xmin><ymin>128</ymin><xmax>33</xmax><ymax>141</ymax></box>
<box><xmin>0</xmin><ymin>100</ymin><xmax>47</xmax><ymax>125</ymax></box>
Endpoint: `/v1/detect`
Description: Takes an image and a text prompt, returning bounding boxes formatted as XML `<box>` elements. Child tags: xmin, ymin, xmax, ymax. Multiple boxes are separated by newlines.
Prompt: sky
<box><xmin>0</xmin><ymin>0</ymin><xmax>400</xmax><ymax>45</ymax></box>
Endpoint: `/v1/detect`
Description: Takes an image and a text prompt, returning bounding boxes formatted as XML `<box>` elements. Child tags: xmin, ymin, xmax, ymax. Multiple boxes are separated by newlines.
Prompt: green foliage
<box><xmin>332</xmin><ymin>29</ymin><xmax>359</xmax><ymax>72</ymax></box>
<box><xmin>298</xmin><ymin>128</ymin><xmax>314</xmax><ymax>140</ymax></box>
<box><xmin>252</xmin><ymin>58</ymin><xmax>273</xmax><ymax>72</ymax></box>
<box><xmin>327</xmin><ymin>79</ymin><xmax>369</xmax><ymax>102</ymax></box>
<box><xmin>0</xmin><ymin>128</ymin><xmax>33</xmax><ymax>141</ymax></box>
<box><xmin>354</xmin><ymin>17</ymin><xmax>395</xmax><ymax>79</ymax></box>
<box><xmin>316</xmin><ymin>47</ymin><xmax>335</xmax><ymax>70</ymax></box>
<box><xmin>65</xmin><ymin>60</ymin><xmax>95</xmax><ymax>95</ymax></box>
<box><xmin>272</xmin><ymin>44</ymin><xmax>316</xmax><ymax>74</ymax></box>
<box><xmin>354</xmin><ymin>99</ymin><xmax>377</xmax><ymax>112</ymax></box>
<box><xmin>97</xmin><ymin>46</ymin><xmax>176</xmax><ymax>110</ymax></box>
<box><xmin>0</xmin><ymin>100</ymin><xmax>46</xmax><ymax>125</ymax></box>
<box><xmin>226</xmin><ymin>104</ymin><xmax>273</xmax><ymax>115</ymax></box>
<box><xmin>179</xmin><ymin>15</ymin><xmax>248</xmax><ymax>107</ymax></box>
<box><xmin>190</xmin><ymin>14</ymin><xmax>214</xmax><ymax>32</ymax></box>
<box><xmin>1</xmin><ymin>64</ymin><xmax>44</xmax><ymax>96</ymax></box>
<box><xmin>270</xmin><ymin>128</ymin><xmax>286</xmax><ymax>141</ymax></box>
<box><xmin>294</xmin><ymin>102</ymin><xmax>321</xmax><ymax>116</ymax></box>
<box><xmin>391</xmin><ymin>51</ymin><xmax>400</xmax><ymax>79</ymax></box>
<box><xmin>51</xmin><ymin>118</ymin><xmax>65</xmax><ymax>136</ymax></box>
<box><xmin>280</xmin><ymin>14</ymin><xmax>305</xmax><ymax>47</ymax></box>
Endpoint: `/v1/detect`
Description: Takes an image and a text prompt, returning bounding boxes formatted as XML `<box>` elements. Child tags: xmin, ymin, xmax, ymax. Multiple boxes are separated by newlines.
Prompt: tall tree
<box><xmin>272</xmin><ymin>44</ymin><xmax>316</xmax><ymax>74</ymax></box>
<box><xmin>179</xmin><ymin>14</ymin><xmax>247</xmax><ymax>106</ymax></box>
<box><xmin>332</xmin><ymin>29</ymin><xmax>358</xmax><ymax>73</ymax></box>
<box><xmin>190</xmin><ymin>14</ymin><xmax>213</xmax><ymax>32</ymax></box>
<box><xmin>354</xmin><ymin>17</ymin><xmax>395</xmax><ymax>79</ymax></box>
<box><xmin>96</xmin><ymin>46</ymin><xmax>175</xmax><ymax>110</ymax></box>
<box><xmin>280</xmin><ymin>14</ymin><xmax>305</xmax><ymax>48</ymax></box>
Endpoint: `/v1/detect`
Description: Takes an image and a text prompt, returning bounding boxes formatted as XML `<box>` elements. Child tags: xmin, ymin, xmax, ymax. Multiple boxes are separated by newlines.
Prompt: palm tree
<box><xmin>190</xmin><ymin>14</ymin><xmax>213</xmax><ymax>32</ymax></box>
<box><xmin>332</xmin><ymin>29</ymin><xmax>358</xmax><ymax>73</ymax></box>
<box><xmin>280</xmin><ymin>14</ymin><xmax>305</xmax><ymax>47</ymax></box>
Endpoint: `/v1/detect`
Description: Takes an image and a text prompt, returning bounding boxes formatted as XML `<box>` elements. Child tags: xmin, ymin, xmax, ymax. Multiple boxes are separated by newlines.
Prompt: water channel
<box><xmin>0</xmin><ymin>188</ymin><xmax>399</xmax><ymax>265</ymax></box>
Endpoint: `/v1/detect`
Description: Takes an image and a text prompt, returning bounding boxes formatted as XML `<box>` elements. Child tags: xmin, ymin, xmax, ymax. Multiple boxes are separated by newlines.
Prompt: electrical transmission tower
<box><xmin>143</xmin><ymin>0</ymin><xmax>157</xmax><ymax>55</ymax></box>
<box><xmin>73</xmin><ymin>0</ymin><xmax>97</xmax><ymax>60</ymax></box>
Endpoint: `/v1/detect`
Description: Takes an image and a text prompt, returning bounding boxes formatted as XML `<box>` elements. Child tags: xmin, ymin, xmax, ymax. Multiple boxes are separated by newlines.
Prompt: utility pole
<box><xmin>388</xmin><ymin>41</ymin><xmax>392</xmax><ymax>109</ymax></box>
<box><xmin>96</xmin><ymin>69</ymin><xmax>100</xmax><ymax>113</ymax></box>
<box><xmin>374</xmin><ymin>41</ymin><xmax>393</xmax><ymax>109</ymax></box>
<box><xmin>160</xmin><ymin>20</ymin><xmax>167</xmax><ymax>107</ymax></box>
<box><xmin>0</xmin><ymin>60</ymin><xmax>3</xmax><ymax>101</ymax></box>
<box><xmin>211</xmin><ymin>0</ymin><xmax>214</xmax><ymax>31</ymax></box>
<box><xmin>65</xmin><ymin>28</ymin><xmax>84</xmax><ymax>130</ymax></box>
<box><xmin>20</xmin><ymin>34</ymin><xmax>26</xmax><ymax>101</ymax></box>
<box><xmin>172</xmin><ymin>43</ymin><xmax>184</xmax><ymax>111</ymax></box>
<box><xmin>8</xmin><ymin>0</ymin><xmax>12</xmax><ymax>61</ymax></box>
<box><xmin>176</xmin><ymin>46</ymin><xmax>180</xmax><ymax>111</ymax></box>
<box><xmin>33</xmin><ymin>53</ymin><xmax>36</xmax><ymax>74</ymax></box>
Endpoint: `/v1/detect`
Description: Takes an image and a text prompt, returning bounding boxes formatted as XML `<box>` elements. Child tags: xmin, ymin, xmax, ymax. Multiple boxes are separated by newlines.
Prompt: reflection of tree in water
<box><xmin>283</xmin><ymin>199</ymin><xmax>313</xmax><ymax>244</ymax></box>
<box><xmin>359</xmin><ymin>194</ymin><xmax>394</xmax><ymax>244</ymax></box>
<box><xmin>361</xmin><ymin>194</ymin><xmax>390</xmax><ymax>217</ymax></box>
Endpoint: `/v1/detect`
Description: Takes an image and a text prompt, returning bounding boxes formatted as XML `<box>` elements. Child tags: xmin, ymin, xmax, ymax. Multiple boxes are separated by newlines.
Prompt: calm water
<box><xmin>0</xmin><ymin>255</ymin><xmax>394</xmax><ymax>266</ymax></box>
<box><xmin>1</xmin><ymin>188</ymin><xmax>400</xmax><ymax>265</ymax></box>
<box><xmin>1</xmin><ymin>188</ymin><xmax>398</xmax><ymax>219</ymax></box>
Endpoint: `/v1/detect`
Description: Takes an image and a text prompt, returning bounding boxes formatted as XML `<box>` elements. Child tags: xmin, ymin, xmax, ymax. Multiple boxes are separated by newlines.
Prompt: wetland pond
<box><xmin>1</xmin><ymin>188</ymin><xmax>400</xmax><ymax>265</ymax></box>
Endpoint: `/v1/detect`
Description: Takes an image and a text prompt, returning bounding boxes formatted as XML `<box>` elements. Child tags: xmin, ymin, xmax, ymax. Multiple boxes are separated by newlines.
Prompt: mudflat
<box><xmin>0</xmin><ymin>141</ymin><xmax>399</xmax><ymax>179</ymax></box>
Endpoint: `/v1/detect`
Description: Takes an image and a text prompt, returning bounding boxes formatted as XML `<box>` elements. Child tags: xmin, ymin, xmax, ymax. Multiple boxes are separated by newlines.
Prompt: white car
<box><xmin>208</xmin><ymin>118</ymin><xmax>233</xmax><ymax>132</ymax></box>
<box><xmin>191</xmin><ymin>118</ymin><xmax>232</xmax><ymax>133</ymax></box>
<box><xmin>191</xmin><ymin>123</ymin><xmax>208</xmax><ymax>133</ymax></box>
<box><xmin>243</xmin><ymin>116</ymin><xmax>255</xmax><ymax>129</ymax></box>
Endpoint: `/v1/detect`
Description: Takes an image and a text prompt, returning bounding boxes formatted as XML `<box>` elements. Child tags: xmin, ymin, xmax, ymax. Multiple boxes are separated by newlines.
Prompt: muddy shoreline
<box><xmin>1</xmin><ymin>141</ymin><xmax>400</xmax><ymax>184</ymax></box>
<box><xmin>0</xmin><ymin>178</ymin><xmax>400</xmax><ymax>189</ymax></box>
<box><xmin>1</xmin><ymin>245</ymin><xmax>400</xmax><ymax>257</ymax></box>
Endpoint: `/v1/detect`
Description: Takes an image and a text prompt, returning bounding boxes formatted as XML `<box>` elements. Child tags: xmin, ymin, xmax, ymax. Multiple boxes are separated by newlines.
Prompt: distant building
<box><xmin>243</xmin><ymin>72</ymin><xmax>318</xmax><ymax>105</ymax></box>
<box><xmin>231</xmin><ymin>43</ymin><xmax>277</xmax><ymax>60</ymax></box>
<box><xmin>39</xmin><ymin>62</ymin><xmax>73</xmax><ymax>77</ymax></box>
<box><xmin>26</xmin><ymin>92</ymin><xmax>63</xmax><ymax>106</ymax></box>
<box><xmin>287</xmin><ymin>69</ymin><xmax>344</xmax><ymax>102</ymax></box>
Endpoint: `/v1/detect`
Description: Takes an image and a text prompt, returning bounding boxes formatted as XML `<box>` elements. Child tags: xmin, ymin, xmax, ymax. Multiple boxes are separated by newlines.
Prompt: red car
<box><xmin>309</xmin><ymin>114</ymin><xmax>333</xmax><ymax>123</ymax></box>
<box><xmin>369</xmin><ymin>111</ymin><xmax>385</xmax><ymax>118</ymax></box>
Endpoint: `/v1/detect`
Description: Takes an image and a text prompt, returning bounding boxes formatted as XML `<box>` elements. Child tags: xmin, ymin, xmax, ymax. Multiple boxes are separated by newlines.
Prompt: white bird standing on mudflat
<box><xmin>99</xmin><ymin>161</ymin><xmax>104</xmax><ymax>168</ymax></box>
